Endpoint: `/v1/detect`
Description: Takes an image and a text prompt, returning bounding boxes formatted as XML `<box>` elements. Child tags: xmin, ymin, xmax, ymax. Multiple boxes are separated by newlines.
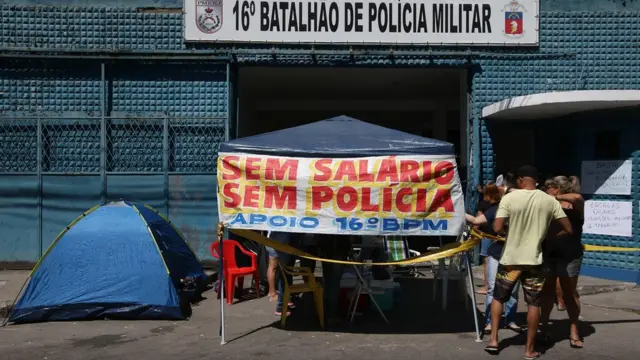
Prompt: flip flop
<box><xmin>506</xmin><ymin>323</ymin><xmax>523</xmax><ymax>333</ymax></box>
<box><xmin>484</xmin><ymin>345</ymin><xmax>499</xmax><ymax>355</ymax></box>
<box><xmin>275</xmin><ymin>311</ymin><xmax>291</xmax><ymax>317</ymax></box>
<box><xmin>483</xmin><ymin>325</ymin><xmax>491</xmax><ymax>335</ymax></box>
<box><xmin>524</xmin><ymin>352</ymin><xmax>542</xmax><ymax>360</ymax></box>
<box><xmin>569</xmin><ymin>338</ymin><xmax>584</xmax><ymax>349</ymax></box>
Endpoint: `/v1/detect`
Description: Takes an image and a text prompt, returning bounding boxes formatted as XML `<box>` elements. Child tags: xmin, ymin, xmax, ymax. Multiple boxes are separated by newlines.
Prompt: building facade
<box><xmin>0</xmin><ymin>0</ymin><xmax>638</xmax><ymax>283</ymax></box>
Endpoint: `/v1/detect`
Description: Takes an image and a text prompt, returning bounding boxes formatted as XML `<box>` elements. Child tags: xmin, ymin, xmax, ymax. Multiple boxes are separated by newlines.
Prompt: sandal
<box><xmin>484</xmin><ymin>345</ymin><xmax>499</xmax><ymax>355</ymax></box>
<box><xmin>556</xmin><ymin>303</ymin><xmax>566</xmax><ymax>311</ymax></box>
<box><xmin>569</xmin><ymin>337</ymin><xmax>584</xmax><ymax>349</ymax></box>
<box><xmin>275</xmin><ymin>311</ymin><xmax>291</xmax><ymax>317</ymax></box>
<box><xmin>506</xmin><ymin>323</ymin><xmax>523</xmax><ymax>333</ymax></box>
<box><xmin>524</xmin><ymin>352</ymin><xmax>542</xmax><ymax>360</ymax></box>
<box><xmin>483</xmin><ymin>325</ymin><xmax>492</xmax><ymax>335</ymax></box>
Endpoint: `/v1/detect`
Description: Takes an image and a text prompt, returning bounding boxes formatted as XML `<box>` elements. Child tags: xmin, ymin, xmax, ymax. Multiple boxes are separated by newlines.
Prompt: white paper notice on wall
<box><xmin>581</xmin><ymin>160</ymin><xmax>632</xmax><ymax>195</ymax></box>
<box><xmin>582</xmin><ymin>200</ymin><xmax>633</xmax><ymax>237</ymax></box>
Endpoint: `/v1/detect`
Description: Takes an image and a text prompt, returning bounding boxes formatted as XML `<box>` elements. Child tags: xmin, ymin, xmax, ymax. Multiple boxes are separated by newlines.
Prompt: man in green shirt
<box><xmin>485</xmin><ymin>165</ymin><xmax>573</xmax><ymax>360</ymax></box>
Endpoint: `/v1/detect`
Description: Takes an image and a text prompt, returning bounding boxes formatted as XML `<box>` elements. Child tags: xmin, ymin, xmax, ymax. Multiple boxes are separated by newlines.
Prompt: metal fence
<box><xmin>0</xmin><ymin>115</ymin><xmax>227</xmax><ymax>264</ymax></box>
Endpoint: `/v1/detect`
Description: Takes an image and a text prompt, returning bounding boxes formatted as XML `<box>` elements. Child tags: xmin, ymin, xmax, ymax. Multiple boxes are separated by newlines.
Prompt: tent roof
<box><xmin>219</xmin><ymin>115</ymin><xmax>454</xmax><ymax>158</ymax></box>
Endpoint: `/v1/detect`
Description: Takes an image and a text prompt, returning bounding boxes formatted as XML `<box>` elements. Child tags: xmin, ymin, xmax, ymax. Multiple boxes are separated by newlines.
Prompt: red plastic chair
<box><xmin>210</xmin><ymin>239</ymin><xmax>260</xmax><ymax>305</ymax></box>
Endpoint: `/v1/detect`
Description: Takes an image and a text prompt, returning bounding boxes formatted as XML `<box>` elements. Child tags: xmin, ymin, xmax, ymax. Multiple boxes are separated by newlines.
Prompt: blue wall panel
<box><xmin>0</xmin><ymin>62</ymin><xmax>101</xmax><ymax>114</ymax></box>
<box><xmin>41</xmin><ymin>175</ymin><xmax>101</xmax><ymax>250</ymax></box>
<box><xmin>1</xmin><ymin>1</ymin><xmax>639</xmax><ymax>280</ymax></box>
<box><xmin>168</xmin><ymin>175</ymin><xmax>218</xmax><ymax>261</ymax></box>
<box><xmin>106</xmin><ymin>175</ymin><xmax>165</xmax><ymax>211</ymax></box>
<box><xmin>0</xmin><ymin>175</ymin><xmax>39</xmax><ymax>263</ymax></box>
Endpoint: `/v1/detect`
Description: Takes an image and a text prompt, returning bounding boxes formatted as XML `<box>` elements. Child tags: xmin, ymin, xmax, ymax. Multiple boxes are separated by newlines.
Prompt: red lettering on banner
<box><xmin>429</xmin><ymin>188</ymin><xmax>454</xmax><ymax>212</ymax></box>
<box><xmin>245</xmin><ymin>157</ymin><xmax>262</xmax><ymax>180</ymax></box>
<box><xmin>358</xmin><ymin>160</ymin><xmax>374</xmax><ymax>182</ymax></box>
<box><xmin>220</xmin><ymin>156</ymin><xmax>241</xmax><ymax>180</ymax></box>
<box><xmin>334</xmin><ymin>160</ymin><xmax>358</xmax><ymax>182</ymax></box>
<box><xmin>222</xmin><ymin>183</ymin><xmax>241</xmax><ymax>208</ymax></box>
<box><xmin>313</xmin><ymin>159</ymin><xmax>332</xmax><ymax>181</ymax></box>
<box><xmin>399</xmin><ymin>160</ymin><xmax>421</xmax><ymax>182</ymax></box>
<box><xmin>242</xmin><ymin>185</ymin><xmax>260</xmax><ymax>208</ymax></box>
<box><xmin>382</xmin><ymin>187</ymin><xmax>393</xmax><ymax>212</ymax></box>
<box><xmin>415</xmin><ymin>188</ymin><xmax>427</xmax><ymax>212</ymax></box>
<box><xmin>361</xmin><ymin>187</ymin><xmax>379</xmax><ymax>212</ymax></box>
<box><xmin>435</xmin><ymin>161</ymin><xmax>454</xmax><ymax>185</ymax></box>
<box><xmin>336</xmin><ymin>187</ymin><xmax>358</xmax><ymax>211</ymax></box>
<box><xmin>264</xmin><ymin>186</ymin><xmax>296</xmax><ymax>210</ymax></box>
<box><xmin>376</xmin><ymin>157</ymin><xmax>399</xmax><ymax>183</ymax></box>
<box><xmin>395</xmin><ymin>188</ymin><xmax>413</xmax><ymax>213</ymax></box>
<box><xmin>311</xmin><ymin>186</ymin><xmax>333</xmax><ymax>210</ymax></box>
<box><xmin>265</xmin><ymin>159</ymin><xmax>298</xmax><ymax>181</ymax></box>
<box><xmin>422</xmin><ymin>161</ymin><xmax>433</xmax><ymax>181</ymax></box>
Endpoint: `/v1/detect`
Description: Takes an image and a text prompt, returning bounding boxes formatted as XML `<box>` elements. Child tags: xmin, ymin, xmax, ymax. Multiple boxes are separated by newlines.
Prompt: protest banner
<box><xmin>217</xmin><ymin>152</ymin><xmax>465</xmax><ymax>235</ymax></box>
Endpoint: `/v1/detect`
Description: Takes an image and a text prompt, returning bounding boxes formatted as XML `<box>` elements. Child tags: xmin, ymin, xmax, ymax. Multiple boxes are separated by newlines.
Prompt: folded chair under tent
<box><xmin>384</xmin><ymin>235</ymin><xmax>470</xmax><ymax>311</ymax></box>
<box><xmin>383</xmin><ymin>235</ymin><xmax>432</xmax><ymax>278</ymax></box>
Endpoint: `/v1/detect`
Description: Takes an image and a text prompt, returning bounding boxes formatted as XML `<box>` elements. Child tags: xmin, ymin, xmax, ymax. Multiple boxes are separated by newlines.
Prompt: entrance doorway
<box><xmin>236</xmin><ymin>67</ymin><xmax>468</xmax><ymax>168</ymax></box>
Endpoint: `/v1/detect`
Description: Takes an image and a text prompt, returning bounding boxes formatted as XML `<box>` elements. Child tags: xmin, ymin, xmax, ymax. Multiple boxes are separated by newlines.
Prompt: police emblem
<box><xmin>196</xmin><ymin>0</ymin><xmax>223</xmax><ymax>34</ymax></box>
<box><xmin>502</xmin><ymin>1</ymin><xmax>526</xmax><ymax>38</ymax></box>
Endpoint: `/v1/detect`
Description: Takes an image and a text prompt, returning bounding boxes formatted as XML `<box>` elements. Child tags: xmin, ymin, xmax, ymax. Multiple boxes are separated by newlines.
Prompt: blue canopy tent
<box><xmin>219</xmin><ymin>115</ymin><xmax>455</xmax><ymax>157</ymax></box>
<box><xmin>215</xmin><ymin>116</ymin><xmax>479</xmax><ymax>343</ymax></box>
<box><xmin>7</xmin><ymin>201</ymin><xmax>206</xmax><ymax>324</ymax></box>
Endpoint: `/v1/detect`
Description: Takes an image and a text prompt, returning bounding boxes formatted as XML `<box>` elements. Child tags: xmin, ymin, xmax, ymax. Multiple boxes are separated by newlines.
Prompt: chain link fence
<box><xmin>0</xmin><ymin>116</ymin><xmax>226</xmax><ymax>174</ymax></box>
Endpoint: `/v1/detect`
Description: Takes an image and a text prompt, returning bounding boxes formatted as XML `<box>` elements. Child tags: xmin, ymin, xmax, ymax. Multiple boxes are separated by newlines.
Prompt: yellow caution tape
<box><xmin>470</xmin><ymin>229</ymin><xmax>640</xmax><ymax>252</ymax></box>
<box><xmin>229</xmin><ymin>228</ymin><xmax>480</xmax><ymax>266</ymax></box>
<box><xmin>225</xmin><ymin>227</ymin><xmax>640</xmax><ymax>267</ymax></box>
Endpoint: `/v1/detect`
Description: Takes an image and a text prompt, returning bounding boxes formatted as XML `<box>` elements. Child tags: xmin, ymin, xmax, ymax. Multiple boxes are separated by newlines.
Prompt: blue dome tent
<box><xmin>8</xmin><ymin>201</ymin><xmax>206</xmax><ymax>324</ymax></box>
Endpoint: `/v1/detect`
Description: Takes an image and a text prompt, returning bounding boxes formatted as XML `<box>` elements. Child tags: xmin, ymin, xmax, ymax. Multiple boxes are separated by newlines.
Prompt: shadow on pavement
<box><xmin>260</xmin><ymin>277</ymin><xmax>484</xmax><ymax>335</ymax></box>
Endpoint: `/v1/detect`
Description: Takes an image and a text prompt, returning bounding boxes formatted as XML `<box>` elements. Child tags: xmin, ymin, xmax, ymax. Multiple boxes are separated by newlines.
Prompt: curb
<box><xmin>577</xmin><ymin>284</ymin><xmax>638</xmax><ymax>296</ymax></box>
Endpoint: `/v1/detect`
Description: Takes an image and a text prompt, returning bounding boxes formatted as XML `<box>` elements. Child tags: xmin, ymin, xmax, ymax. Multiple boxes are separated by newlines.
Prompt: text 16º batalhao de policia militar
<box><xmin>232</xmin><ymin>1</ymin><xmax>493</xmax><ymax>34</ymax></box>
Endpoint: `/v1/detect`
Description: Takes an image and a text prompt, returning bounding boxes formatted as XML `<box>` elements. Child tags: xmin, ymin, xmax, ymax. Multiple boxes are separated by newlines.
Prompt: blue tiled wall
<box><xmin>0</xmin><ymin>1</ymin><xmax>639</xmax><ymax>280</ymax></box>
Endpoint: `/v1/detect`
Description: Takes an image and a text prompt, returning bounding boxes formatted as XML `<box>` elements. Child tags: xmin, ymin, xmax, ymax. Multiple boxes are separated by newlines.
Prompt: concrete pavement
<box><xmin>1</xmin><ymin>268</ymin><xmax>640</xmax><ymax>360</ymax></box>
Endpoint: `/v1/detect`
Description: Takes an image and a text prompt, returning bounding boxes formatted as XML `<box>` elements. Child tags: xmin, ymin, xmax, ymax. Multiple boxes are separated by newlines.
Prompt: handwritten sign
<box><xmin>583</xmin><ymin>200</ymin><xmax>632</xmax><ymax>237</ymax></box>
<box><xmin>581</xmin><ymin>160</ymin><xmax>632</xmax><ymax>195</ymax></box>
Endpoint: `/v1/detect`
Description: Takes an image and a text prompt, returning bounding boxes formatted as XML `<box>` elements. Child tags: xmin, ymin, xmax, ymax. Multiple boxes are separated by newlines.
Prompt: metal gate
<box><xmin>0</xmin><ymin>114</ymin><xmax>226</xmax><ymax>266</ymax></box>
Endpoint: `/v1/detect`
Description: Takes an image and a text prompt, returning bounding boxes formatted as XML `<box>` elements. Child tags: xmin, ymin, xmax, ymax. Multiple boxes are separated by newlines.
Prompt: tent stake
<box><xmin>217</xmin><ymin>223</ymin><xmax>227</xmax><ymax>345</ymax></box>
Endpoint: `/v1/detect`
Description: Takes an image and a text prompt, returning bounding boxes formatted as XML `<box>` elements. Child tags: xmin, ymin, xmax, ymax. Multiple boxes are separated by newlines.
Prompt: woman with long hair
<box><xmin>541</xmin><ymin>175</ymin><xmax>585</xmax><ymax>348</ymax></box>
<box><xmin>466</xmin><ymin>183</ymin><xmax>522</xmax><ymax>334</ymax></box>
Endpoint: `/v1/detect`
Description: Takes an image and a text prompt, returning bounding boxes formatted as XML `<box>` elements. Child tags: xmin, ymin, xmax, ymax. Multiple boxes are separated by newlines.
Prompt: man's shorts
<box><xmin>493</xmin><ymin>264</ymin><xmax>545</xmax><ymax>306</ymax></box>
<box><xmin>545</xmin><ymin>256</ymin><xmax>582</xmax><ymax>278</ymax></box>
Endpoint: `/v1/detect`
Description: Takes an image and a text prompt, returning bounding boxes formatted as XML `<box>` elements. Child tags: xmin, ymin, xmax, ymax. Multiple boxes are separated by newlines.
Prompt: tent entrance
<box><xmin>236</xmin><ymin>67</ymin><xmax>468</xmax><ymax>168</ymax></box>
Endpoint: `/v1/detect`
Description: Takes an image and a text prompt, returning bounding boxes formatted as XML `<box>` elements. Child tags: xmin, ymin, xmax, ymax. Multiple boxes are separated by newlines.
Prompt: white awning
<box><xmin>482</xmin><ymin>90</ymin><xmax>640</xmax><ymax>120</ymax></box>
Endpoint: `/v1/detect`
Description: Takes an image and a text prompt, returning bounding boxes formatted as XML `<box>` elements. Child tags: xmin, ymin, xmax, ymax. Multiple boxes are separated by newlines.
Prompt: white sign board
<box><xmin>581</xmin><ymin>160</ymin><xmax>632</xmax><ymax>195</ymax></box>
<box><xmin>184</xmin><ymin>0</ymin><xmax>540</xmax><ymax>45</ymax></box>
<box><xmin>583</xmin><ymin>200</ymin><xmax>633</xmax><ymax>238</ymax></box>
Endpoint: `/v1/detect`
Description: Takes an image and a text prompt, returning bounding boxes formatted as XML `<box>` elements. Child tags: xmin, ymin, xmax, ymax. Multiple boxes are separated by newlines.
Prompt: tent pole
<box><xmin>217</xmin><ymin>223</ymin><xmax>227</xmax><ymax>345</ymax></box>
<box><xmin>466</xmin><ymin>251</ymin><xmax>482</xmax><ymax>342</ymax></box>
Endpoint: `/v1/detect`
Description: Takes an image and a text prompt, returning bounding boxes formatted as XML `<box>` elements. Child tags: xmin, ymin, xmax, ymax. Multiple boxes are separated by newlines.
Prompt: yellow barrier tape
<box><xmin>470</xmin><ymin>229</ymin><xmax>640</xmax><ymax>252</ymax></box>
<box><xmin>227</xmin><ymin>227</ymin><xmax>640</xmax><ymax>267</ymax></box>
<box><xmin>229</xmin><ymin>228</ymin><xmax>480</xmax><ymax>266</ymax></box>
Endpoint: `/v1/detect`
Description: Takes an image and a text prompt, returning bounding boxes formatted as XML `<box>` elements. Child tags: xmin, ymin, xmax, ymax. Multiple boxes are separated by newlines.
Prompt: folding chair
<box><xmin>383</xmin><ymin>235</ymin><xmax>430</xmax><ymax>278</ymax></box>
